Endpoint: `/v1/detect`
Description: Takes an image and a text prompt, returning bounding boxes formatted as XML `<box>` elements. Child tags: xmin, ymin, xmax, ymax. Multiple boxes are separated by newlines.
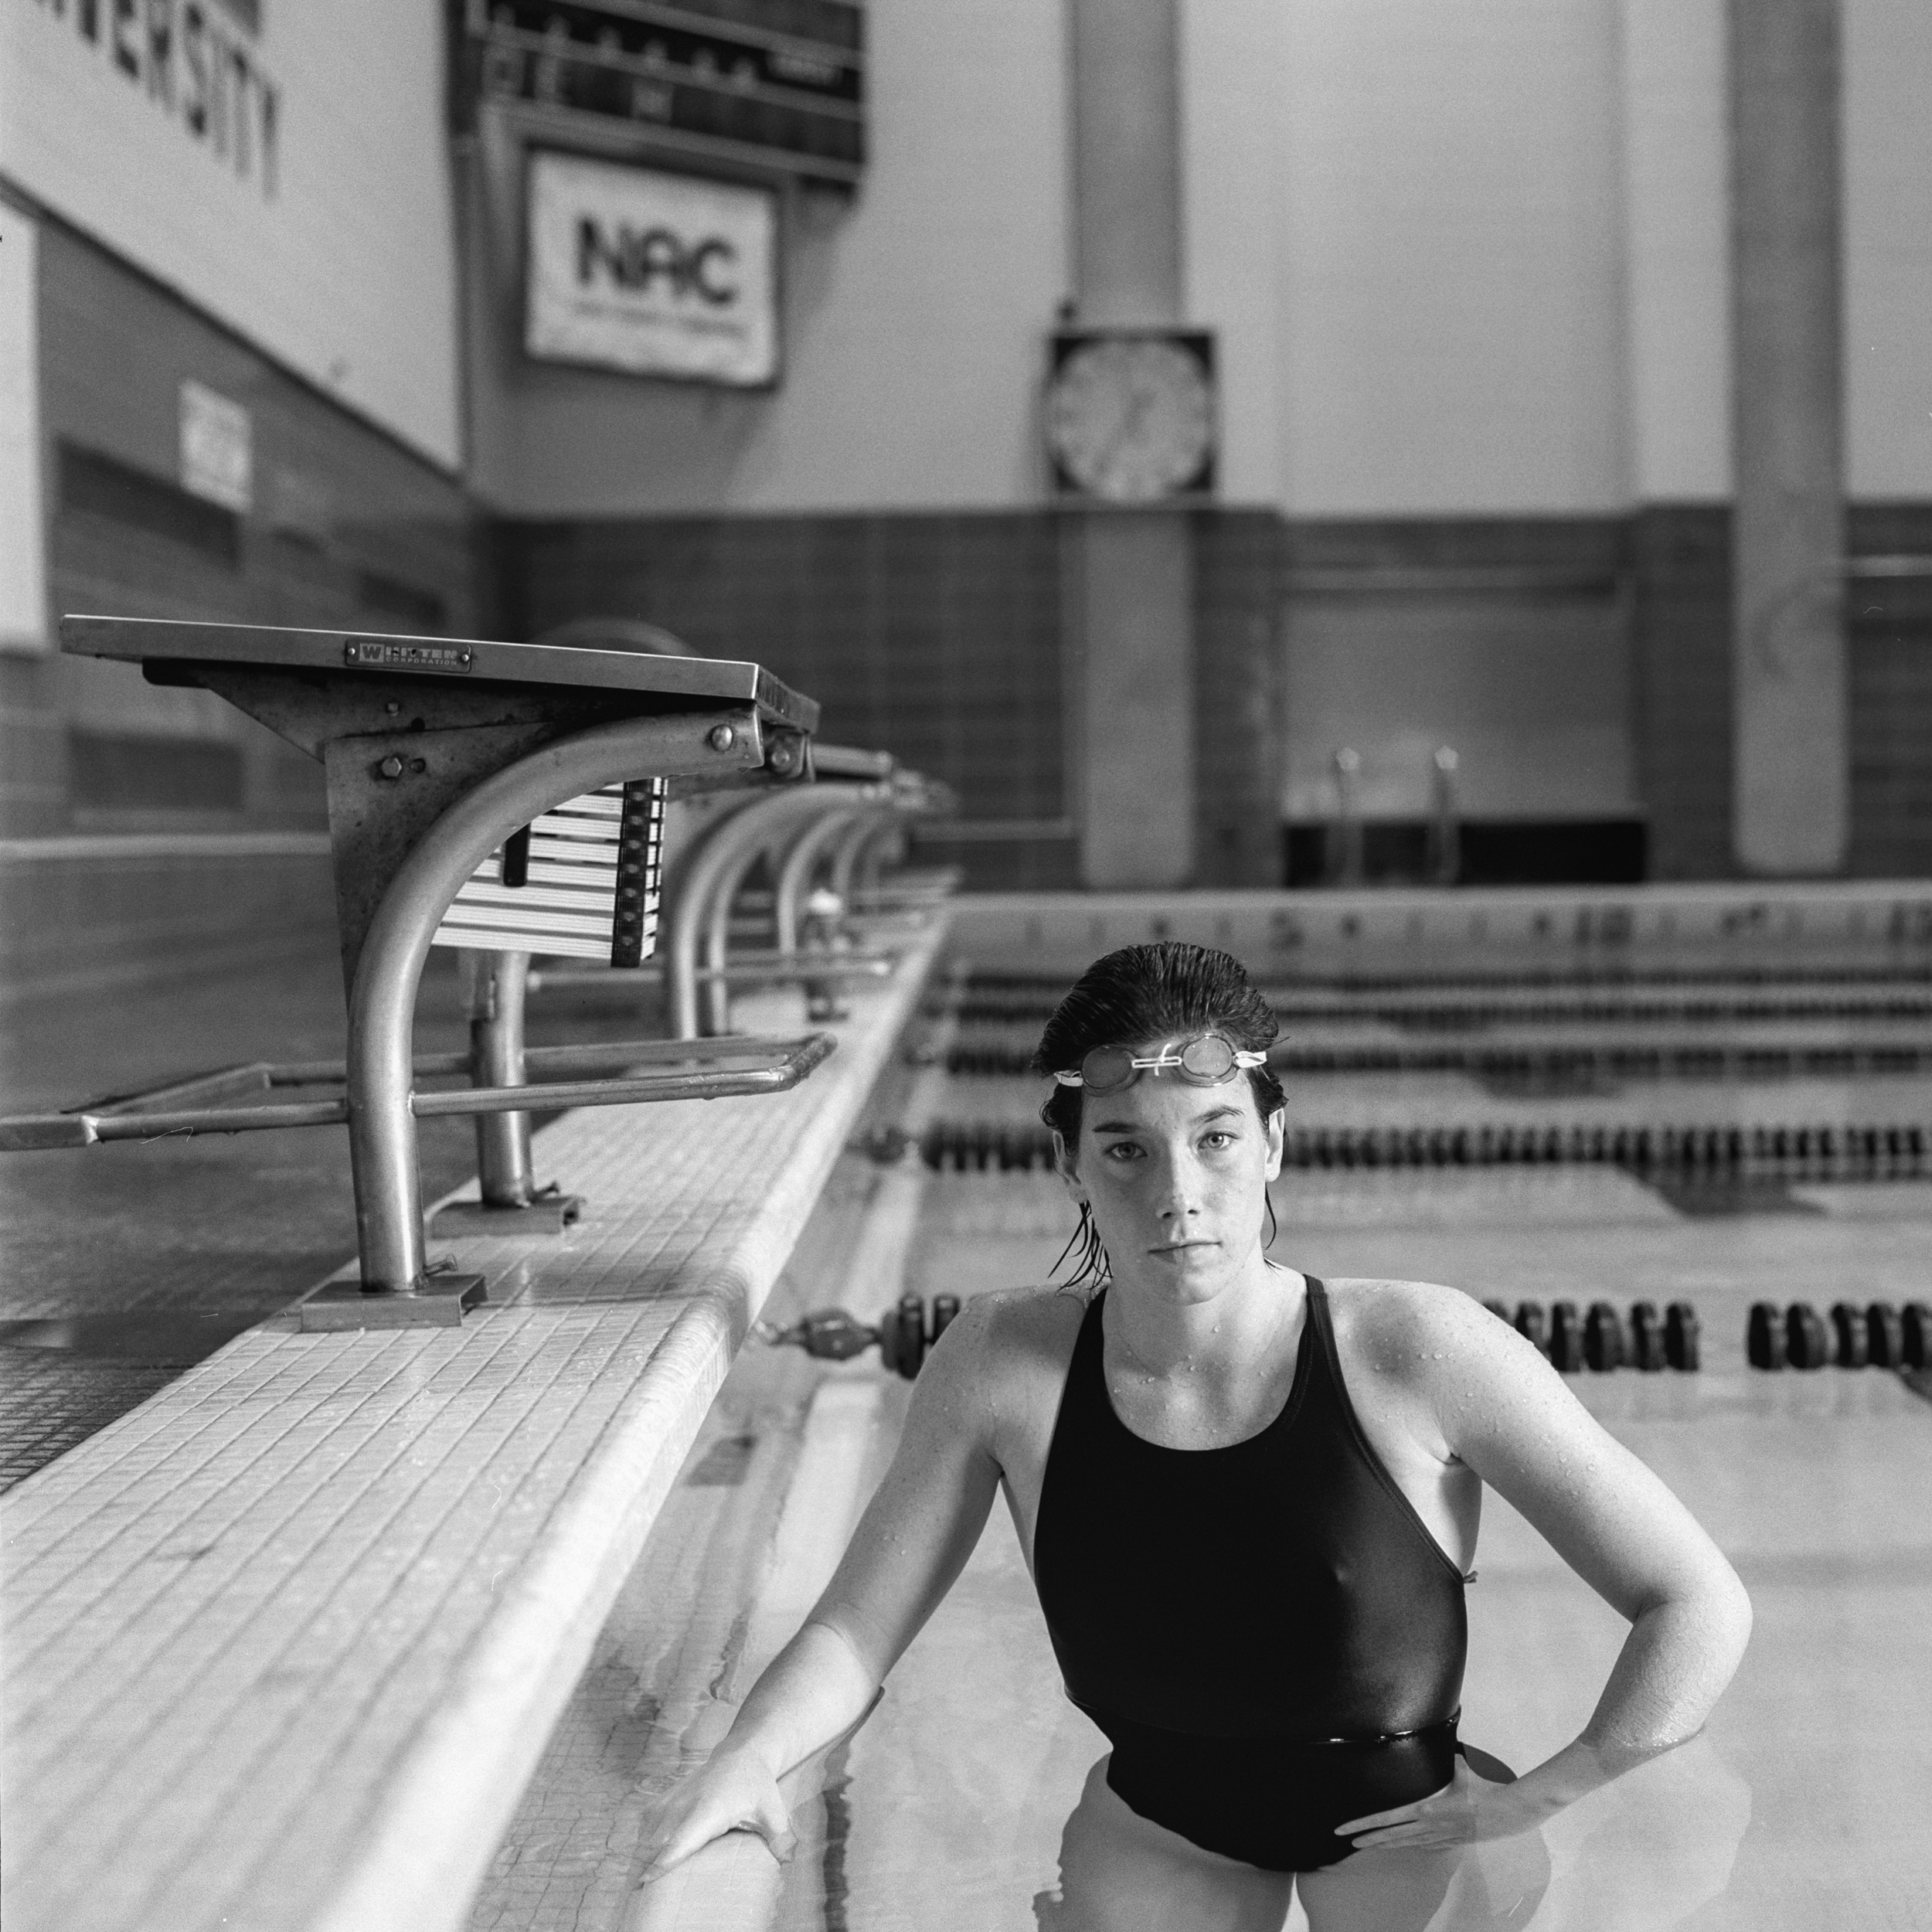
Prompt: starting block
<box><xmin>1</xmin><ymin>616</ymin><xmax>830</xmax><ymax>1325</ymax></box>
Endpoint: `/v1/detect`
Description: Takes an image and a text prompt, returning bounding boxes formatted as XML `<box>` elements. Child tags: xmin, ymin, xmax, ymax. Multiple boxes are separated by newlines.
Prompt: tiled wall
<box><xmin>0</xmin><ymin>842</ymin><xmax>338</xmax><ymax>1003</ymax></box>
<box><xmin>497</xmin><ymin>507</ymin><xmax>1310</xmax><ymax>892</ymax></box>
<box><xmin>1628</xmin><ymin>502</ymin><xmax>1932</xmax><ymax>882</ymax></box>
<box><xmin>1193</xmin><ymin>512</ymin><xmax>1284</xmax><ymax>888</ymax></box>
<box><xmin>1628</xmin><ymin>506</ymin><xmax>1733</xmax><ymax>882</ymax></box>
<box><xmin>495</xmin><ymin>512</ymin><xmax>1077</xmax><ymax>890</ymax></box>
<box><xmin>0</xmin><ymin>218</ymin><xmax>480</xmax><ymax>838</ymax></box>
<box><xmin>1278</xmin><ymin>515</ymin><xmax>1633</xmax><ymax>832</ymax></box>
<box><xmin>502</xmin><ymin>502</ymin><xmax>1932</xmax><ymax>891</ymax></box>
<box><xmin>1848</xmin><ymin>503</ymin><xmax>1932</xmax><ymax>878</ymax></box>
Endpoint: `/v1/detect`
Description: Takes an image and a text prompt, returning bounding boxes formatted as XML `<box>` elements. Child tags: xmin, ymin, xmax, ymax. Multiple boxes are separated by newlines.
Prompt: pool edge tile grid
<box><xmin>0</xmin><ymin>923</ymin><xmax>944</xmax><ymax>1932</ymax></box>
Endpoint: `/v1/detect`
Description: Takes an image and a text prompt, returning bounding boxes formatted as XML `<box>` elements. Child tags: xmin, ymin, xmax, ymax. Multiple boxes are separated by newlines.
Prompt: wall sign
<box><xmin>179</xmin><ymin>379</ymin><xmax>253</xmax><ymax>512</ymax></box>
<box><xmin>524</xmin><ymin>154</ymin><xmax>779</xmax><ymax>387</ymax></box>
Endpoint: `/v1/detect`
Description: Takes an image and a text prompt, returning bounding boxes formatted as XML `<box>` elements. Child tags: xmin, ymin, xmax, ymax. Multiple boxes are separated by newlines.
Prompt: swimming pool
<box><xmin>471</xmin><ymin>951</ymin><xmax>1932</xmax><ymax>1932</ymax></box>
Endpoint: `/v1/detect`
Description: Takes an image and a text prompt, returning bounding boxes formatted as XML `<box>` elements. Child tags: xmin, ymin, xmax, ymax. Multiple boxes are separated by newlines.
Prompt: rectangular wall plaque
<box><xmin>524</xmin><ymin>152</ymin><xmax>779</xmax><ymax>387</ymax></box>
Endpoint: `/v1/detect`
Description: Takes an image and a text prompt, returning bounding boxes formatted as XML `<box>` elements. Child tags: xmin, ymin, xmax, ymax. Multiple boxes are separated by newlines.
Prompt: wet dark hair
<box><xmin>1030</xmin><ymin>944</ymin><xmax>1285</xmax><ymax>1292</ymax></box>
<box><xmin>1031</xmin><ymin>942</ymin><xmax>1286</xmax><ymax>1146</ymax></box>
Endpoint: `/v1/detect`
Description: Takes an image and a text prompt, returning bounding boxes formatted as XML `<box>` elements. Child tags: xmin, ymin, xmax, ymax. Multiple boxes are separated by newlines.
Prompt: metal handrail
<box><xmin>672</xmin><ymin>787</ymin><xmax>852</xmax><ymax>1036</ymax></box>
<box><xmin>0</xmin><ymin>1036</ymin><xmax>837</xmax><ymax>1150</ymax></box>
<box><xmin>774</xmin><ymin>805</ymin><xmax>873</xmax><ymax>954</ymax></box>
<box><xmin>523</xmin><ymin>953</ymin><xmax>896</xmax><ymax>995</ymax></box>
<box><xmin>831</xmin><ymin>811</ymin><xmax>890</xmax><ymax>906</ymax></box>
<box><xmin>665</xmin><ymin>784</ymin><xmax>890</xmax><ymax>1037</ymax></box>
<box><xmin>835</xmin><ymin>774</ymin><xmax>956</xmax><ymax>906</ymax></box>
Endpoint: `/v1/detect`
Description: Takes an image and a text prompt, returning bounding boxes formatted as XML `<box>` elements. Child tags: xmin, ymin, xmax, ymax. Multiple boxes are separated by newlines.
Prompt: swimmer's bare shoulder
<box><xmin>1324</xmin><ymin>1274</ymin><xmax>1562</xmax><ymax>1463</ymax></box>
<box><xmin>1319</xmin><ymin>1275</ymin><xmax>1748</xmax><ymax>1648</ymax></box>
<box><xmin>906</xmin><ymin>1284</ymin><xmax>1084</xmax><ymax>1468</ymax></box>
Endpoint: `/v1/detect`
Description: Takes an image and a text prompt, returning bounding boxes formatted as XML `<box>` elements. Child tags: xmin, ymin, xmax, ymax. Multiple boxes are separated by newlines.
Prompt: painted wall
<box><xmin>468</xmin><ymin>0</ymin><xmax>1070</xmax><ymax>516</ymax></box>
<box><xmin>1282</xmin><ymin>590</ymin><xmax>1634</xmax><ymax>821</ymax></box>
<box><xmin>1617</xmin><ymin>0</ymin><xmax>1730</xmax><ymax>502</ymax></box>
<box><xmin>467</xmin><ymin>0</ymin><xmax>1925</xmax><ymax>522</ymax></box>
<box><xmin>1179</xmin><ymin>0</ymin><xmax>1287</xmax><ymax>510</ymax></box>
<box><xmin>1270</xmin><ymin>0</ymin><xmax>1630</xmax><ymax>515</ymax></box>
<box><xmin>0</xmin><ymin>0</ymin><xmax>461</xmax><ymax>470</ymax></box>
<box><xmin>1844</xmin><ymin>0</ymin><xmax>1932</xmax><ymax>500</ymax></box>
<box><xmin>0</xmin><ymin>201</ymin><xmax>46</xmax><ymax>653</ymax></box>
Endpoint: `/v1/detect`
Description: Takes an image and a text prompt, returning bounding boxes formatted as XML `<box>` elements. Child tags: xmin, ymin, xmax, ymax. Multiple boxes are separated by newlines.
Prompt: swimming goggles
<box><xmin>1052</xmin><ymin>1032</ymin><xmax>1269</xmax><ymax>1094</ymax></box>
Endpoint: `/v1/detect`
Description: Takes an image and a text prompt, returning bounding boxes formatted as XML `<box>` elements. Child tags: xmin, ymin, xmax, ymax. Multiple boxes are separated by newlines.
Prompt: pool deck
<box><xmin>0</xmin><ymin>923</ymin><xmax>945</xmax><ymax>1932</ymax></box>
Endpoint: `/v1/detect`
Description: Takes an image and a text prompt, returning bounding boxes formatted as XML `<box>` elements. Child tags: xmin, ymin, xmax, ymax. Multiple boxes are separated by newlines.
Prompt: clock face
<box><xmin>1046</xmin><ymin>334</ymin><xmax>1215</xmax><ymax>502</ymax></box>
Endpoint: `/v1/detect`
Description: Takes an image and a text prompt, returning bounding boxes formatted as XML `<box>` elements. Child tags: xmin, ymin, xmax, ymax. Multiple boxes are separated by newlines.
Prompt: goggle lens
<box><xmin>1077</xmin><ymin>1045</ymin><xmax>1141</xmax><ymax>1094</ymax></box>
<box><xmin>1057</xmin><ymin>1033</ymin><xmax>1261</xmax><ymax>1093</ymax></box>
<box><xmin>1178</xmin><ymin>1036</ymin><xmax>1239</xmax><ymax>1080</ymax></box>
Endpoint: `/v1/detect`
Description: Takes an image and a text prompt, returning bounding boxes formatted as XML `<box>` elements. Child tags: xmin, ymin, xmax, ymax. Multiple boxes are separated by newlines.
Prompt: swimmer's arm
<box><xmin>672</xmin><ymin>1299</ymin><xmax>1008</xmax><ymax>1793</ymax></box>
<box><xmin>756</xmin><ymin>1298</ymin><xmax>1009</xmax><ymax>1764</ymax></box>
<box><xmin>1345</xmin><ymin>1284</ymin><xmax>1751</xmax><ymax>1846</ymax></box>
<box><xmin>1430</xmin><ymin>1290</ymin><xmax>1751</xmax><ymax>1753</ymax></box>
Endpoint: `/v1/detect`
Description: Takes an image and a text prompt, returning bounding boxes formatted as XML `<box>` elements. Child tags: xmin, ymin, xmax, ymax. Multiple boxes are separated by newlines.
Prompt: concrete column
<box><xmin>1729</xmin><ymin>0</ymin><xmax>1847</xmax><ymax>875</ymax></box>
<box><xmin>1066</xmin><ymin>0</ymin><xmax>1195</xmax><ymax>889</ymax></box>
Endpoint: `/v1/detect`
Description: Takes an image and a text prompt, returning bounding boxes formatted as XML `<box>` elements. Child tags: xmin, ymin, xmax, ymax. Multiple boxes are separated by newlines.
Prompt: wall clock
<box><xmin>1045</xmin><ymin>329</ymin><xmax>1216</xmax><ymax>503</ymax></box>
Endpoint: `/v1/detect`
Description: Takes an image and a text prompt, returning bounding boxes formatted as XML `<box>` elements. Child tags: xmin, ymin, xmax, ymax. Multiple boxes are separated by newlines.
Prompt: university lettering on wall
<box><xmin>26</xmin><ymin>0</ymin><xmax>280</xmax><ymax>197</ymax></box>
<box><xmin>2</xmin><ymin>0</ymin><xmax>463</xmax><ymax>464</ymax></box>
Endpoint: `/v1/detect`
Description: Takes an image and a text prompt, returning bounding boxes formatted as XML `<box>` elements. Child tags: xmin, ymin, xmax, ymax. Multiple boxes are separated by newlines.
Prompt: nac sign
<box><xmin>525</xmin><ymin>153</ymin><xmax>778</xmax><ymax>387</ymax></box>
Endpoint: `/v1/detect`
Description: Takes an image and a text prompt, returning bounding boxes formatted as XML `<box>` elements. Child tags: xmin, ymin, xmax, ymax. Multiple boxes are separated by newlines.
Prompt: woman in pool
<box><xmin>642</xmin><ymin>943</ymin><xmax>1752</xmax><ymax>1926</ymax></box>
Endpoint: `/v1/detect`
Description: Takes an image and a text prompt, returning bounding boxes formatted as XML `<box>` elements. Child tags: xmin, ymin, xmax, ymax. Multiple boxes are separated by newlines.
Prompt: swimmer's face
<box><xmin>1055</xmin><ymin>1040</ymin><xmax>1284</xmax><ymax>1303</ymax></box>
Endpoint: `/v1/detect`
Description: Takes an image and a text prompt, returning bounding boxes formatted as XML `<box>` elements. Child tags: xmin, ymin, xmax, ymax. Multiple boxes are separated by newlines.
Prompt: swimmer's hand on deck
<box><xmin>637</xmin><ymin>1745</ymin><xmax>798</xmax><ymax>1882</ymax></box>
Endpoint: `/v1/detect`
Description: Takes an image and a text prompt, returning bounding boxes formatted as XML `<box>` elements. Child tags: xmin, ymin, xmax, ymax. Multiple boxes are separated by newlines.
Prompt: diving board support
<box><xmin>345</xmin><ymin>708</ymin><xmax>770</xmax><ymax>1300</ymax></box>
<box><xmin>430</xmin><ymin>947</ymin><xmax>583</xmax><ymax>1236</ymax></box>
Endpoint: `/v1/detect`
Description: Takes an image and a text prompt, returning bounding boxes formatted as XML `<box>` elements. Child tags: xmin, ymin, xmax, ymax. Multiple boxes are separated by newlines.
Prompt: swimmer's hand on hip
<box><xmin>1333</xmin><ymin>1754</ymin><xmax>1546</xmax><ymax>1853</ymax></box>
<box><xmin>637</xmin><ymin>1743</ymin><xmax>798</xmax><ymax>1883</ymax></box>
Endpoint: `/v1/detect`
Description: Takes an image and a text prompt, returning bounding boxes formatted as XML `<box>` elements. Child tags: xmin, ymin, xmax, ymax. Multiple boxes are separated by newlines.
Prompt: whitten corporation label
<box><xmin>344</xmin><ymin>638</ymin><xmax>474</xmax><ymax>674</ymax></box>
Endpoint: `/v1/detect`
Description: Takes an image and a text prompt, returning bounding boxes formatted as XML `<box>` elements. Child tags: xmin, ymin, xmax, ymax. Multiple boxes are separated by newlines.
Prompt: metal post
<box><xmin>856</xmin><ymin>820</ymin><xmax>909</xmax><ymax>904</ymax></box>
<box><xmin>829</xmin><ymin>811</ymin><xmax>893</xmax><ymax>907</ymax></box>
<box><xmin>347</xmin><ymin>709</ymin><xmax>763</xmax><ymax>1295</ymax></box>
<box><xmin>464</xmin><ymin>948</ymin><xmax>536</xmax><ymax>1206</ymax></box>
<box><xmin>1329</xmin><ymin>747</ymin><xmax>1364</xmax><ymax>887</ymax></box>
<box><xmin>1427</xmin><ymin>746</ymin><xmax>1461</xmax><ymax>887</ymax></box>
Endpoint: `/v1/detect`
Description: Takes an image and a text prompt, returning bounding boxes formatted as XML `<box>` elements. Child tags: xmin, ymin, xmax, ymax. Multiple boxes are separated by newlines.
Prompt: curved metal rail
<box><xmin>673</xmin><ymin>786</ymin><xmax>871</xmax><ymax>1037</ymax></box>
<box><xmin>773</xmin><ymin>804</ymin><xmax>875</xmax><ymax>954</ymax></box>
<box><xmin>0</xmin><ymin>1036</ymin><xmax>837</xmax><ymax>1152</ymax></box>
<box><xmin>345</xmin><ymin>707</ymin><xmax>769</xmax><ymax>1293</ymax></box>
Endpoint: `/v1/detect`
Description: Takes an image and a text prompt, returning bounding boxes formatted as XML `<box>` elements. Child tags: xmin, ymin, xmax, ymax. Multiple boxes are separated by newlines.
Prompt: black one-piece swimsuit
<box><xmin>1032</xmin><ymin>1277</ymin><xmax>1470</xmax><ymax>1873</ymax></box>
